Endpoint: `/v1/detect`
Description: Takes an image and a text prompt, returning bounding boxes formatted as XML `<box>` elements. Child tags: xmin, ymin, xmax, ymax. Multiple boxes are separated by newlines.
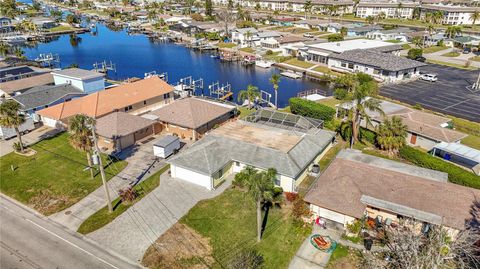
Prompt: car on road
<box><xmin>414</xmin><ymin>56</ymin><xmax>426</xmax><ymax>62</ymax></box>
<box><xmin>420</xmin><ymin>73</ymin><xmax>438</xmax><ymax>82</ymax></box>
<box><xmin>303</xmin><ymin>33</ymin><xmax>314</xmax><ymax>38</ymax></box>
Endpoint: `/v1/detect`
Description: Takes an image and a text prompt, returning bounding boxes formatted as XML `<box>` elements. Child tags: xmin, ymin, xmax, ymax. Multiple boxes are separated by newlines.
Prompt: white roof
<box><xmin>434</xmin><ymin>142</ymin><xmax>480</xmax><ymax>163</ymax></box>
<box><xmin>307</xmin><ymin>39</ymin><xmax>395</xmax><ymax>53</ymax></box>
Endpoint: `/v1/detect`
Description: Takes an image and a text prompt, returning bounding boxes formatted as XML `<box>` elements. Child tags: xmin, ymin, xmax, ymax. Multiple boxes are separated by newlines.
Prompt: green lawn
<box><xmin>238</xmin><ymin>106</ymin><xmax>255</xmax><ymax>119</ymax></box>
<box><xmin>442</xmin><ymin>51</ymin><xmax>460</xmax><ymax>57</ymax></box>
<box><xmin>48</xmin><ymin>25</ymin><xmax>76</xmax><ymax>33</ymax></box>
<box><xmin>469</xmin><ymin>56</ymin><xmax>480</xmax><ymax>62</ymax></box>
<box><xmin>385</xmin><ymin>39</ymin><xmax>402</xmax><ymax>43</ymax></box>
<box><xmin>239</xmin><ymin>47</ymin><xmax>255</xmax><ymax>53</ymax></box>
<box><xmin>328</xmin><ymin>244</ymin><xmax>349</xmax><ymax>264</ymax></box>
<box><xmin>180</xmin><ymin>188</ymin><xmax>311</xmax><ymax>269</ymax></box>
<box><xmin>283</xmin><ymin>58</ymin><xmax>315</xmax><ymax>69</ymax></box>
<box><xmin>426</xmin><ymin>59</ymin><xmax>477</xmax><ymax>70</ymax></box>
<box><xmin>317</xmin><ymin>97</ymin><xmax>342</xmax><ymax>109</ymax></box>
<box><xmin>77</xmin><ymin>164</ymin><xmax>170</xmax><ymax>234</ymax></box>
<box><xmin>217</xmin><ymin>42</ymin><xmax>237</xmax><ymax>48</ymax></box>
<box><xmin>423</xmin><ymin>46</ymin><xmax>448</xmax><ymax>54</ymax></box>
<box><xmin>0</xmin><ymin>133</ymin><xmax>127</xmax><ymax>215</ymax></box>
<box><xmin>312</xmin><ymin>65</ymin><xmax>343</xmax><ymax>76</ymax></box>
<box><xmin>462</xmin><ymin>135</ymin><xmax>480</xmax><ymax>150</ymax></box>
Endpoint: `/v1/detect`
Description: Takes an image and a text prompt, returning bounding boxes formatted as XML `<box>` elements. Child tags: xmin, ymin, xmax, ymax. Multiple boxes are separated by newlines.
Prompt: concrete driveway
<box><xmin>50</xmin><ymin>135</ymin><xmax>167</xmax><ymax>231</ymax></box>
<box><xmin>0</xmin><ymin>126</ymin><xmax>60</xmax><ymax>157</ymax></box>
<box><xmin>88</xmin><ymin>173</ymin><xmax>232</xmax><ymax>262</ymax></box>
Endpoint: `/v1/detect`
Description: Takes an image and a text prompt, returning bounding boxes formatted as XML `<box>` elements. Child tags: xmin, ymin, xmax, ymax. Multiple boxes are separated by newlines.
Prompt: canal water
<box><xmin>23</xmin><ymin>23</ymin><xmax>328</xmax><ymax>107</ymax></box>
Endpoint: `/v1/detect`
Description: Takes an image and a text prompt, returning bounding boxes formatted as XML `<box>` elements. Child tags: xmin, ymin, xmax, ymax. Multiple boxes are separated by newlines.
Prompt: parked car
<box><xmin>414</xmin><ymin>56</ymin><xmax>426</xmax><ymax>62</ymax></box>
<box><xmin>420</xmin><ymin>73</ymin><xmax>438</xmax><ymax>82</ymax></box>
<box><xmin>463</xmin><ymin>47</ymin><xmax>472</xmax><ymax>54</ymax></box>
<box><xmin>303</xmin><ymin>33</ymin><xmax>314</xmax><ymax>38</ymax></box>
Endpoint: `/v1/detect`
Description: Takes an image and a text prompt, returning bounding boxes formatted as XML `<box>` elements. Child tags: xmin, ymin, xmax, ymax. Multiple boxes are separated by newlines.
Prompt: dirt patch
<box><xmin>28</xmin><ymin>190</ymin><xmax>72</xmax><ymax>215</ymax></box>
<box><xmin>142</xmin><ymin>223</ymin><xmax>214</xmax><ymax>269</ymax></box>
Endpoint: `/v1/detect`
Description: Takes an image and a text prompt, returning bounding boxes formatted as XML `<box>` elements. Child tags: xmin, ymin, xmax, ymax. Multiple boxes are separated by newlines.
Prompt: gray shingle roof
<box><xmin>168</xmin><ymin>126</ymin><xmax>335</xmax><ymax>178</ymax></box>
<box><xmin>96</xmin><ymin>112</ymin><xmax>154</xmax><ymax>138</ymax></box>
<box><xmin>12</xmin><ymin>84</ymin><xmax>85</xmax><ymax>110</ymax></box>
<box><xmin>330</xmin><ymin>49</ymin><xmax>426</xmax><ymax>72</ymax></box>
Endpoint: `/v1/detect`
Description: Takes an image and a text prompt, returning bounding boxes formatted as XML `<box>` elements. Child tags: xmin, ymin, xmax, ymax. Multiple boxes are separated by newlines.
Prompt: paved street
<box><xmin>0</xmin><ymin>194</ymin><xmax>141</xmax><ymax>269</ymax></box>
<box><xmin>380</xmin><ymin>64</ymin><xmax>480</xmax><ymax>122</ymax></box>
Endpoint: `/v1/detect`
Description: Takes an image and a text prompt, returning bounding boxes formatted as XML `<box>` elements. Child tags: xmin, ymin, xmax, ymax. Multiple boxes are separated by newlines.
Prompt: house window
<box><xmin>144</xmin><ymin>100</ymin><xmax>147</xmax><ymax>105</ymax></box>
<box><xmin>163</xmin><ymin>93</ymin><xmax>170</xmax><ymax>99</ymax></box>
<box><xmin>341</xmin><ymin>62</ymin><xmax>347</xmax><ymax>68</ymax></box>
<box><xmin>275</xmin><ymin>177</ymin><xmax>281</xmax><ymax>186</ymax></box>
<box><xmin>348</xmin><ymin>63</ymin><xmax>354</xmax><ymax>69</ymax></box>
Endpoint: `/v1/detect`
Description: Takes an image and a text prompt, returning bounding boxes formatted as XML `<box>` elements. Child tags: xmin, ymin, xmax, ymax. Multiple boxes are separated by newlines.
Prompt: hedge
<box><xmin>289</xmin><ymin>98</ymin><xmax>336</xmax><ymax>122</ymax></box>
<box><xmin>399</xmin><ymin>146</ymin><xmax>480</xmax><ymax>189</ymax></box>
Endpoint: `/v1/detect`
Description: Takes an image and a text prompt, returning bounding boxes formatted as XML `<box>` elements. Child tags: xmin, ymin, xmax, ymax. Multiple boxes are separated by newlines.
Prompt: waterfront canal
<box><xmin>23</xmin><ymin>23</ymin><xmax>328</xmax><ymax>107</ymax></box>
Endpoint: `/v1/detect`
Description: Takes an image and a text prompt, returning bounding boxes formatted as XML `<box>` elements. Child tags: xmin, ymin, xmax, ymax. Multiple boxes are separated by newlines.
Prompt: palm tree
<box><xmin>366</xmin><ymin>16</ymin><xmax>375</xmax><ymax>25</ymax></box>
<box><xmin>427</xmin><ymin>24</ymin><xmax>435</xmax><ymax>36</ymax></box>
<box><xmin>0</xmin><ymin>100</ymin><xmax>26</xmax><ymax>152</ymax></box>
<box><xmin>445</xmin><ymin>25</ymin><xmax>462</xmax><ymax>38</ymax></box>
<box><xmin>412</xmin><ymin>36</ymin><xmax>423</xmax><ymax>48</ymax></box>
<box><xmin>238</xmin><ymin>84</ymin><xmax>260</xmax><ymax>109</ymax></box>
<box><xmin>68</xmin><ymin>114</ymin><xmax>95</xmax><ymax>179</ymax></box>
<box><xmin>0</xmin><ymin>42</ymin><xmax>9</xmax><ymax>56</ymax></box>
<box><xmin>433</xmin><ymin>11</ymin><xmax>443</xmax><ymax>24</ymax></box>
<box><xmin>472</xmin><ymin>11</ymin><xmax>480</xmax><ymax>25</ymax></box>
<box><xmin>269</xmin><ymin>73</ymin><xmax>281</xmax><ymax>109</ymax></box>
<box><xmin>12</xmin><ymin>47</ymin><xmax>25</xmax><ymax>59</ymax></box>
<box><xmin>245</xmin><ymin>30</ymin><xmax>253</xmax><ymax>47</ymax></box>
<box><xmin>239</xmin><ymin>167</ymin><xmax>276</xmax><ymax>242</ymax></box>
<box><xmin>303</xmin><ymin>0</ymin><xmax>313</xmax><ymax>19</ymax></box>
<box><xmin>376</xmin><ymin>116</ymin><xmax>408</xmax><ymax>155</ymax></box>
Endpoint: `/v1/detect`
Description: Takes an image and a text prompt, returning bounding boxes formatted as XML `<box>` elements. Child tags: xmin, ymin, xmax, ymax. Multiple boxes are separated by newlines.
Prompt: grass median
<box><xmin>77</xmin><ymin>164</ymin><xmax>170</xmax><ymax>234</ymax></box>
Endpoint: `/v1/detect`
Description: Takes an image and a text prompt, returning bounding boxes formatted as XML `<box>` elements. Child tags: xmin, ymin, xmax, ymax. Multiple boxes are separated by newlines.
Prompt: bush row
<box><xmin>289</xmin><ymin>98</ymin><xmax>336</xmax><ymax>122</ymax></box>
<box><xmin>399</xmin><ymin>146</ymin><xmax>480</xmax><ymax>189</ymax></box>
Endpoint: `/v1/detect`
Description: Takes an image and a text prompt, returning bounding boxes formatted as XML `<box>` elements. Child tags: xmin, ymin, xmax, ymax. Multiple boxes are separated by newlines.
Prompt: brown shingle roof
<box><xmin>304</xmin><ymin>150</ymin><xmax>480</xmax><ymax>230</ymax></box>
<box><xmin>0</xmin><ymin>73</ymin><xmax>54</xmax><ymax>95</ymax></box>
<box><xmin>95</xmin><ymin>112</ymin><xmax>154</xmax><ymax>138</ymax></box>
<box><xmin>150</xmin><ymin>97</ymin><xmax>235</xmax><ymax>129</ymax></box>
<box><xmin>37</xmin><ymin>76</ymin><xmax>174</xmax><ymax>120</ymax></box>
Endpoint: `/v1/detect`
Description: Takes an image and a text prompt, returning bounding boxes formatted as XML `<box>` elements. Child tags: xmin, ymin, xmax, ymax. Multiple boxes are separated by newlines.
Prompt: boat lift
<box><xmin>144</xmin><ymin>71</ymin><xmax>168</xmax><ymax>82</ymax></box>
<box><xmin>35</xmin><ymin>53</ymin><xmax>60</xmax><ymax>67</ymax></box>
<box><xmin>209</xmin><ymin>81</ymin><xmax>233</xmax><ymax>100</ymax></box>
<box><xmin>175</xmin><ymin>76</ymin><xmax>204</xmax><ymax>97</ymax></box>
<box><xmin>93</xmin><ymin>60</ymin><xmax>117</xmax><ymax>74</ymax></box>
<box><xmin>256</xmin><ymin>90</ymin><xmax>274</xmax><ymax>108</ymax></box>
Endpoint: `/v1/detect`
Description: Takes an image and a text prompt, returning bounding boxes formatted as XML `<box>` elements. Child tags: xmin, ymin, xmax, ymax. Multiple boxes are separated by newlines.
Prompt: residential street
<box><xmin>0</xmin><ymin>194</ymin><xmax>141</xmax><ymax>269</ymax></box>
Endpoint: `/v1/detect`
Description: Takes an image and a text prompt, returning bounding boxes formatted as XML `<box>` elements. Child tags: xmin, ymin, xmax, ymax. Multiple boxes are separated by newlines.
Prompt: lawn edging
<box><xmin>77</xmin><ymin>164</ymin><xmax>170</xmax><ymax>234</ymax></box>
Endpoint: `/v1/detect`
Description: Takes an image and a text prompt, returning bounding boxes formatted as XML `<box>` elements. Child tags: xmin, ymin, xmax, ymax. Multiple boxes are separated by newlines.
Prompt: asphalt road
<box><xmin>380</xmin><ymin>64</ymin><xmax>480</xmax><ymax>123</ymax></box>
<box><xmin>0</xmin><ymin>194</ymin><xmax>142</xmax><ymax>269</ymax></box>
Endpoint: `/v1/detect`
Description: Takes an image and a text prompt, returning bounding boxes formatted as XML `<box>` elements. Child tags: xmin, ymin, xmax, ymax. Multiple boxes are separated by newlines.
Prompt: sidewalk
<box><xmin>49</xmin><ymin>138</ymin><xmax>164</xmax><ymax>231</ymax></box>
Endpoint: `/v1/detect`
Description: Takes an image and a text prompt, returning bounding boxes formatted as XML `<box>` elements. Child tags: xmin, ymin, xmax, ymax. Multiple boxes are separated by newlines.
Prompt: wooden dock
<box><xmin>281</xmin><ymin>71</ymin><xmax>303</xmax><ymax>79</ymax></box>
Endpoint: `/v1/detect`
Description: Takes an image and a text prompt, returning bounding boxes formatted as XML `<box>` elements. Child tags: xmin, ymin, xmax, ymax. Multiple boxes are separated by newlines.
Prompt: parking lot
<box><xmin>380</xmin><ymin>64</ymin><xmax>480</xmax><ymax>123</ymax></box>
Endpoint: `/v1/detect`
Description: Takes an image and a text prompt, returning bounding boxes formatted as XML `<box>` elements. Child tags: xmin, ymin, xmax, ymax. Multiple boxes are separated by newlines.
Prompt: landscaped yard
<box><xmin>423</xmin><ymin>46</ymin><xmax>448</xmax><ymax>54</ymax></box>
<box><xmin>462</xmin><ymin>135</ymin><xmax>480</xmax><ymax>150</ymax></box>
<box><xmin>283</xmin><ymin>58</ymin><xmax>315</xmax><ymax>69</ymax></box>
<box><xmin>441</xmin><ymin>51</ymin><xmax>460</xmax><ymax>57</ymax></box>
<box><xmin>48</xmin><ymin>24</ymin><xmax>76</xmax><ymax>33</ymax></box>
<box><xmin>217</xmin><ymin>42</ymin><xmax>237</xmax><ymax>49</ymax></box>
<box><xmin>143</xmin><ymin>188</ymin><xmax>311</xmax><ymax>269</ymax></box>
<box><xmin>238</xmin><ymin>106</ymin><xmax>255</xmax><ymax>119</ymax></box>
<box><xmin>0</xmin><ymin>133</ymin><xmax>127</xmax><ymax>215</ymax></box>
<box><xmin>312</xmin><ymin>65</ymin><xmax>343</xmax><ymax>76</ymax></box>
<box><xmin>239</xmin><ymin>47</ymin><xmax>255</xmax><ymax>53</ymax></box>
<box><xmin>77</xmin><ymin>164</ymin><xmax>170</xmax><ymax>234</ymax></box>
<box><xmin>317</xmin><ymin>97</ymin><xmax>342</xmax><ymax>109</ymax></box>
<box><xmin>326</xmin><ymin>244</ymin><xmax>360</xmax><ymax>269</ymax></box>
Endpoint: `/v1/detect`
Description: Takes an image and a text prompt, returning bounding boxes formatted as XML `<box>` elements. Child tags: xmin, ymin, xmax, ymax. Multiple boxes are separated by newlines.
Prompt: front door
<box><xmin>410</xmin><ymin>133</ymin><xmax>417</xmax><ymax>145</ymax></box>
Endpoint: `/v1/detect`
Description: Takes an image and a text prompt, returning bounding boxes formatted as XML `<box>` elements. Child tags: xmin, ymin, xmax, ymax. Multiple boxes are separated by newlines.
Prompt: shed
<box><xmin>432</xmin><ymin>142</ymin><xmax>480</xmax><ymax>175</ymax></box>
<box><xmin>153</xmin><ymin>135</ymin><xmax>180</xmax><ymax>158</ymax></box>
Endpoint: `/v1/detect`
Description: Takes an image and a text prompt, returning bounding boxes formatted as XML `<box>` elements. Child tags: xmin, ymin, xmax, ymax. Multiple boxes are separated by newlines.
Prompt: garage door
<box><xmin>118</xmin><ymin>134</ymin><xmax>135</xmax><ymax>150</ymax></box>
<box><xmin>171</xmin><ymin>165</ymin><xmax>213</xmax><ymax>190</ymax></box>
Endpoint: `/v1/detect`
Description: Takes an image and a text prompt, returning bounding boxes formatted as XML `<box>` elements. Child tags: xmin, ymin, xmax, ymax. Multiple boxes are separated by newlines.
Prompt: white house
<box><xmin>366</xmin><ymin>27</ymin><xmax>415</xmax><ymax>42</ymax></box>
<box><xmin>51</xmin><ymin>68</ymin><xmax>105</xmax><ymax>94</ymax></box>
<box><xmin>356</xmin><ymin>2</ymin><xmax>418</xmax><ymax>19</ymax></box>
<box><xmin>168</xmin><ymin>110</ymin><xmax>335</xmax><ymax>192</ymax></box>
<box><xmin>421</xmin><ymin>4</ymin><xmax>480</xmax><ymax>25</ymax></box>
<box><xmin>231</xmin><ymin>27</ymin><xmax>259</xmax><ymax>47</ymax></box>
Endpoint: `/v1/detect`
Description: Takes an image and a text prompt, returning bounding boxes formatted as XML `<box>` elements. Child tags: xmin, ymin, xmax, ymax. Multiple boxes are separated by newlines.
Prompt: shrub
<box><xmin>285</xmin><ymin>192</ymin><xmax>298</xmax><ymax>202</ymax></box>
<box><xmin>399</xmin><ymin>146</ymin><xmax>480</xmax><ymax>189</ymax></box>
<box><xmin>334</xmin><ymin>88</ymin><xmax>348</xmax><ymax>100</ymax></box>
<box><xmin>265</xmin><ymin>50</ymin><xmax>273</xmax><ymax>55</ymax></box>
<box><xmin>327</xmin><ymin>33</ymin><xmax>344</xmax><ymax>42</ymax></box>
<box><xmin>359</xmin><ymin>128</ymin><xmax>376</xmax><ymax>144</ymax></box>
<box><xmin>407</xmin><ymin>48</ymin><xmax>423</xmax><ymax>59</ymax></box>
<box><xmin>413</xmin><ymin>103</ymin><xmax>423</xmax><ymax>110</ymax></box>
<box><xmin>346</xmin><ymin>220</ymin><xmax>362</xmax><ymax>234</ymax></box>
<box><xmin>12</xmin><ymin>142</ymin><xmax>25</xmax><ymax>152</ymax></box>
<box><xmin>289</xmin><ymin>97</ymin><xmax>336</xmax><ymax>122</ymax></box>
<box><xmin>118</xmin><ymin>186</ymin><xmax>138</xmax><ymax>204</ymax></box>
<box><xmin>292</xmin><ymin>198</ymin><xmax>310</xmax><ymax>219</ymax></box>
<box><xmin>233</xmin><ymin>172</ymin><xmax>248</xmax><ymax>187</ymax></box>
<box><xmin>190</xmin><ymin>13</ymin><xmax>204</xmax><ymax>21</ymax></box>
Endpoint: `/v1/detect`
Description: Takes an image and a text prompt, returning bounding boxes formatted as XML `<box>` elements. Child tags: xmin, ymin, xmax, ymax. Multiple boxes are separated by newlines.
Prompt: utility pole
<box><xmin>91</xmin><ymin>124</ymin><xmax>113</xmax><ymax>213</ymax></box>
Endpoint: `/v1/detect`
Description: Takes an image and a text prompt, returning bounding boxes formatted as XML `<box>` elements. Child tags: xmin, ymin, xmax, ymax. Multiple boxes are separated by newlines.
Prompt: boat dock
<box><xmin>281</xmin><ymin>71</ymin><xmax>303</xmax><ymax>79</ymax></box>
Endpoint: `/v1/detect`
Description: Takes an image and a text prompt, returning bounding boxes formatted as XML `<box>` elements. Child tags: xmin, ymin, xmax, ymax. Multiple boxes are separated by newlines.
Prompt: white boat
<box><xmin>281</xmin><ymin>71</ymin><xmax>303</xmax><ymax>79</ymax></box>
<box><xmin>255</xmin><ymin>60</ymin><xmax>274</xmax><ymax>68</ymax></box>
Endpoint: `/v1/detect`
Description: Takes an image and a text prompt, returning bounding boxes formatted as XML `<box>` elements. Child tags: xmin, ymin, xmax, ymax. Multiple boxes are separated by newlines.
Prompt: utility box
<box><xmin>153</xmin><ymin>135</ymin><xmax>180</xmax><ymax>158</ymax></box>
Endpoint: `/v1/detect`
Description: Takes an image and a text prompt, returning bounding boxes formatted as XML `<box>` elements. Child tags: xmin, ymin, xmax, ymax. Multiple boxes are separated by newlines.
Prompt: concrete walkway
<box><xmin>87</xmin><ymin>173</ymin><xmax>232</xmax><ymax>262</ymax></box>
<box><xmin>49</xmin><ymin>138</ymin><xmax>165</xmax><ymax>231</ymax></box>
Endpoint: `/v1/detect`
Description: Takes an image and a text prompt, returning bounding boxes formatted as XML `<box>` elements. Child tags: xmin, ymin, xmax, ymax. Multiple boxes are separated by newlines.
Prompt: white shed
<box><xmin>153</xmin><ymin>135</ymin><xmax>180</xmax><ymax>158</ymax></box>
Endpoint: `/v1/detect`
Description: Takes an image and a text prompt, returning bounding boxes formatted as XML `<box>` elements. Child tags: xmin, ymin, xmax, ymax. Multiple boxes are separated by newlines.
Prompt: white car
<box><xmin>303</xmin><ymin>33</ymin><xmax>314</xmax><ymax>38</ymax></box>
<box><xmin>420</xmin><ymin>74</ymin><xmax>437</xmax><ymax>82</ymax></box>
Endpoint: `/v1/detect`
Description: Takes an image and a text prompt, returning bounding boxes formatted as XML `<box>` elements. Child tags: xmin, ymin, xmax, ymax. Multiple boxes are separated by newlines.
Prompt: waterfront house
<box><xmin>0</xmin><ymin>65</ymin><xmax>50</xmax><ymax>83</ymax></box>
<box><xmin>304</xmin><ymin>149</ymin><xmax>480</xmax><ymax>232</ymax></box>
<box><xmin>168</xmin><ymin>110</ymin><xmax>335</xmax><ymax>192</ymax></box>
<box><xmin>327</xmin><ymin>49</ymin><xmax>425</xmax><ymax>83</ymax></box>
<box><xmin>37</xmin><ymin>76</ymin><xmax>174</xmax><ymax>129</ymax></box>
<box><xmin>0</xmin><ymin>17</ymin><xmax>13</xmax><ymax>33</ymax></box>
<box><xmin>11</xmin><ymin>84</ymin><xmax>87</xmax><ymax>122</ymax></box>
<box><xmin>51</xmin><ymin>68</ymin><xmax>105</xmax><ymax>94</ymax></box>
<box><xmin>30</xmin><ymin>16</ymin><xmax>57</xmax><ymax>29</ymax></box>
<box><xmin>366</xmin><ymin>27</ymin><xmax>415</xmax><ymax>42</ymax></box>
<box><xmin>420</xmin><ymin>4</ymin><xmax>480</xmax><ymax>25</ymax></box>
<box><xmin>335</xmin><ymin>99</ymin><xmax>467</xmax><ymax>150</ymax></box>
<box><xmin>0</xmin><ymin>73</ymin><xmax>54</xmax><ymax>98</ymax></box>
<box><xmin>95</xmin><ymin>111</ymin><xmax>160</xmax><ymax>152</ymax></box>
<box><xmin>231</xmin><ymin>27</ymin><xmax>259</xmax><ymax>47</ymax></box>
<box><xmin>146</xmin><ymin>97</ymin><xmax>236</xmax><ymax>141</ymax></box>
